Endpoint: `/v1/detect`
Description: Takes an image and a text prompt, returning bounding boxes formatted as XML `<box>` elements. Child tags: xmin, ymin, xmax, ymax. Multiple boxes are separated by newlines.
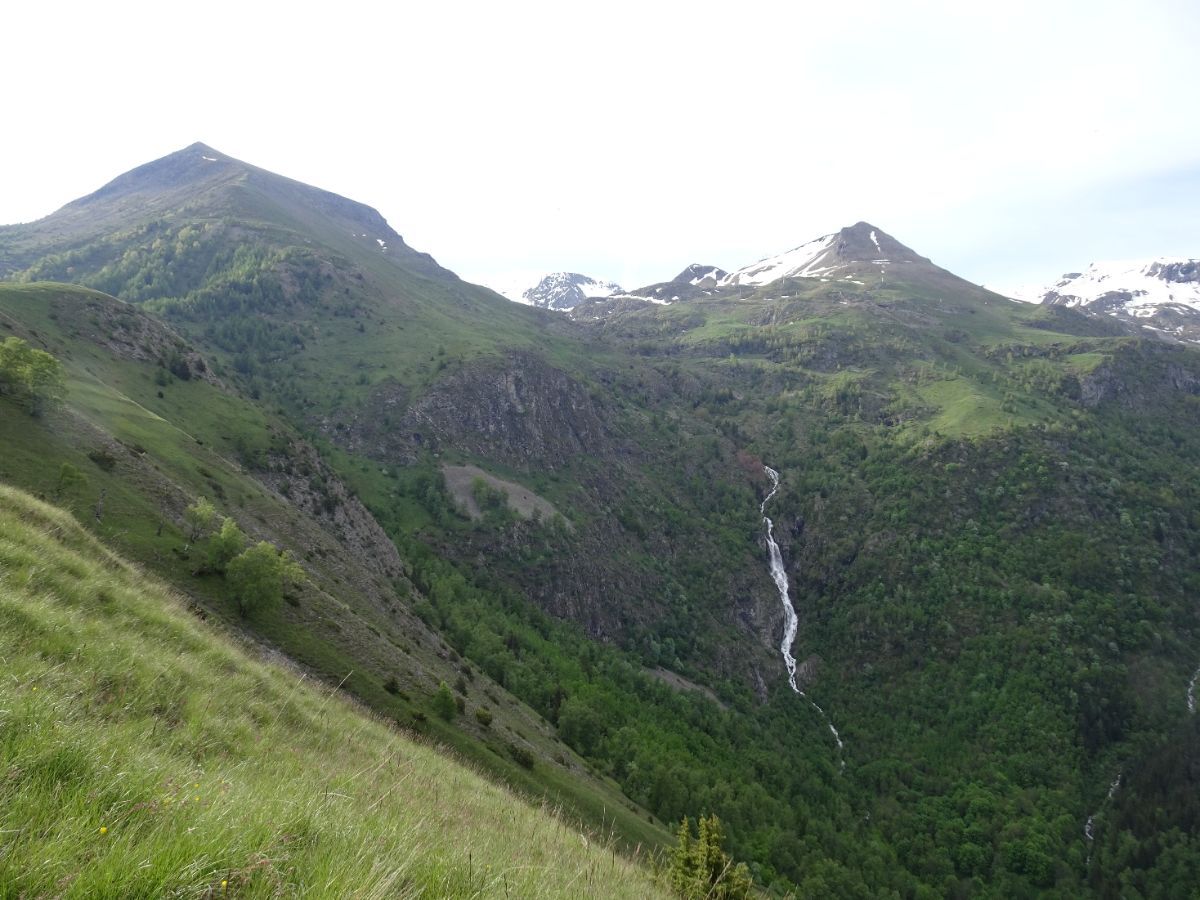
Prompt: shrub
<box><xmin>207</xmin><ymin>516</ymin><xmax>246</xmax><ymax>572</ymax></box>
<box><xmin>433</xmin><ymin>681</ymin><xmax>457</xmax><ymax>721</ymax></box>
<box><xmin>54</xmin><ymin>463</ymin><xmax>87</xmax><ymax>498</ymax></box>
<box><xmin>0</xmin><ymin>337</ymin><xmax>66</xmax><ymax>415</ymax></box>
<box><xmin>184</xmin><ymin>497</ymin><xmax>216</xmax><ymax>544</ymax></box>
<box><xmin>87</xmin><ymin>449</ymin><xmax>117</xmax><ymax>472</ymax></box>
<box><xmin>227</xmin><ymin>541</ymin><xmax>304</xmax><ymax>618</ymax></box>
<box><xmin>507</xmin><ymin>743</ymin><xmax>535</xmax><ymax>769</ymax></box>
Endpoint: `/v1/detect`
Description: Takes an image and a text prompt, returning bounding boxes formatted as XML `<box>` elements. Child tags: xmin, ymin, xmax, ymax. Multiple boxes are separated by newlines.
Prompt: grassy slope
<box><xmin>591</xmin><ymin>274</ymin><xmax>1135</xmax><ymax>440</ymax></box>
<box><xmin>0</xmin><ymin>483</ymin><xmax>667</xmax><ymax>898</ymax></box>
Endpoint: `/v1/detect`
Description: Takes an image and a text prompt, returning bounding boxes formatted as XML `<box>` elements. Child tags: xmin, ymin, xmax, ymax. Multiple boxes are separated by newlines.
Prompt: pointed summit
<box><xmin>68</xmin><ymin>142</ymin><xmax>241</xmax><ymax>210</ymax></box>
<box><xmin>831</xmin><ymin>222</ymin><xmax>930</xmax><ymax>265</ymax></box>
<box><xmin>721</xmin><ymin>222</ymin><xmax>949</xmax><ymax>290</ymax></box>
<box><xmin>1</xmin><ymin>143</ymin><xmax>449</xmax><ymax>282</ymax></box>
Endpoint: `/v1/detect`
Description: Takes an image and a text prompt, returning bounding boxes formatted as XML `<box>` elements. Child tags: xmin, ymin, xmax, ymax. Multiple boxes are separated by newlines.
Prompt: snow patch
<box><xmin>721</xmin><ymin>233</ymin><xmax>842</xmax><ymax>287</ymax></box>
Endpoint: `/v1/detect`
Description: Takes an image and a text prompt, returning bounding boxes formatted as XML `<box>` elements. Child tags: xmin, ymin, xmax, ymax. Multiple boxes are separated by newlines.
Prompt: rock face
<box><xmin>258</xmin><ymin>440</ymin><xmax>409</xmax><ymax>590</ymax></box>
<box><xmin>521</xmin><ymin>273</ymin><xmax>623</xmax><ymax>310</ymax></box>
<box><xmin>35</xmin><ymin>287</ymin><xmax>222</xmax><ymax>386</ymax></box>
<box><xmin>1029</xmin><ymin>258</ymin><xmax>1200</xmax><ymax>343</ymax></box>
<box><xmin>1070</xmin><ymin>344</ymin><xmax>1200</xmax><ymax>409</ymax></box>
<box><xmin>336</xmin><ymin>352</ymin><xmax>614</xmax><ymax>471</ymax></box>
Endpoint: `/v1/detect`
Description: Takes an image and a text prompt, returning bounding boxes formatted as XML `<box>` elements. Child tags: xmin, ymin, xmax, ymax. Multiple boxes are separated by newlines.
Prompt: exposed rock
<box><xmin>258</xmin><ymin>440</ymin><xmax>409</xmax><ymax>590</ymax></box>
<box><xmin>47</xmin><ymin>290</ymin><xmax>221</xmax><ymax>386</ymax></box>
<box><xmin>343</xmin><ymin>352</ymin><xmax>615</xmax><ymax>471</ymax></box>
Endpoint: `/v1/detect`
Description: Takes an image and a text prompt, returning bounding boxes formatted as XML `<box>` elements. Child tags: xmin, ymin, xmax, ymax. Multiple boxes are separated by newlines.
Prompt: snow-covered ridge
<box><xmin>1029</xmin><ymin>258</ymin><xmax>1200</xmax><ymax>315</ymax></box>
<box><xmin>721</xmin><ymin>234</ymin><xmax>841</xmax><ymax>287</ymax></box>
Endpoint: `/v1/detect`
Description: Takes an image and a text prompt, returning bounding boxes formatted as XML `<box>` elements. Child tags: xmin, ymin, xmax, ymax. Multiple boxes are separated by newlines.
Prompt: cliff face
<box><xmin>259</xmin><ymin>440</ymin><xmax>410</xmax><ymax>591</ymax></box>
<box><xmin>1076</xmin><ymin>345</ymin><xmax>1200</xmax><ymax>409</ymax></box>
<box><xmin>336</xmin><ymin>352</ymin><xmax>616</xmax><ymax>471</ymax></box>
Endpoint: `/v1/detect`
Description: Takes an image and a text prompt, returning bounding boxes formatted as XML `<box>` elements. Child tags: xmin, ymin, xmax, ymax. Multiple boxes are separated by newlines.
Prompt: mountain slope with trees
<box><xmin>3</xmin><ymin>145</ymin><xmax>1200</xmax><ymax>895</ymax></box>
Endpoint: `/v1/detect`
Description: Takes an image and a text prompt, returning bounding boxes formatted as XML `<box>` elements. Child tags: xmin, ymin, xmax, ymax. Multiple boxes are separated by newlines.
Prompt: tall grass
<box><xmin>0</xmin><ymin>483</ymin><xmax>667</xmax><ymax>898</ymax></box>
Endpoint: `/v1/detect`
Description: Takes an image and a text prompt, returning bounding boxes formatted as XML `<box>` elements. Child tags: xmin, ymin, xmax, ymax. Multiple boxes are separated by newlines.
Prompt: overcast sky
<box><xmin>3</xmin><ymin>0</ymin><xmax>1197</xmax><ymax>296</ymax></box>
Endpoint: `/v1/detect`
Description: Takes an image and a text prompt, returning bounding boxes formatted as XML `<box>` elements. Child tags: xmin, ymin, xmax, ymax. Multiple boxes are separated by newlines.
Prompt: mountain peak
<box><xmin>9</xmin><ymin>143</ymin><xmax>452</xmax><ymax>284</ymax></box>
<box><xmin>671</xmin><ymin>264</ymin><xmax>728</xmax><ymax>287</ymax></box>
<box><xmin>832</xmin><ymin>222</ymin><xmax>929</xmax><ymax>264</ymax></box>
<box><xmin>721</xmin><ymin>223</ymin><xmax>935</xmax><ymax>288</ymax></box>
<box><xmin>182</xmin><ymin>140</ymin><xmax>221</xmax><ymax>155</ymax></box>
<box><xmin>68</xmin><ymin>142</ymin><xmax>241</xmax><ymax>210</ymax></box>
<box><xmin>521</xmin><ymin>272</ymin><xmax>623</xmax><ymax>310</ymax></box>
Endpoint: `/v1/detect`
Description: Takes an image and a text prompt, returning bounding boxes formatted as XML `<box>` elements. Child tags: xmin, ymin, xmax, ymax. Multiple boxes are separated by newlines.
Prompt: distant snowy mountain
<box><xmin>520</xmin><ymin>272</ymin><xmax>623</xmax><ymax>310</ymax></box>
<box><xmin>502</xmin><ymin>222</ymin><xmax>992</xmax><ymax>318</ymax></box>
<box><xmin>1013</xmin><ymin>258</ymin><xmax>1200</xmax><ymax>342</ymax></box>
<box><xmin>674</xmin><ymin>264</ymin><xmax>728</xmax><ymax>288</ymax></box>
<box><xmin>625</xmin><ymin>264</ymin><xmax>730</xmax><ymax>302</ymax></box>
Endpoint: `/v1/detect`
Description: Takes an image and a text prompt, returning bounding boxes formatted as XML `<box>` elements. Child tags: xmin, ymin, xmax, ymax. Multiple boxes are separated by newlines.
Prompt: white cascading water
<box><xmin>761</xmin><ymin>465</ymin><xmax>845</xmax><ymax>765</ymax></box>
<box><xmin>1087</xmin><ymin>664</ymin><xmax>1199</xmax><ymax>854</ymax></box>
<box><xmin>1084</xmin><ymin>774</ymin><xmax>1122</xmax><ymax>854</ymax></box>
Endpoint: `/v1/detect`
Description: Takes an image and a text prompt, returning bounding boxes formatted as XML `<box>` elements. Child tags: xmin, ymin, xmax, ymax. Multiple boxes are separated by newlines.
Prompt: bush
<box><xmin>227</xmin><ymin>541</ymin><xmax>304</xmax><ymax>618</ymax></box>
<box><xmin>184</xmin><ymin>497</ymin><xmax>216</xmax><ymax>544</ymax></box>
<box><xmin>0</xmin><ymin>337</ymin><xmax>66</xmax><ymax>415</ymax></box>
<box><xmin>54</xmin><ymin>463</ymin><xmax>87</xmax><ymax>498</ymax></box>
<box><xmin>87</xmin><ymin>449</ymin><xmax>117</xmax><ymax>472</ymax></box>
<box><xmin>507</xmin><ymin>743</ymin><xmax>535</xmax><ymax>769</ymax></box>
<box><xmin>474</xmin><ymin>707</ymin><xmax>493</xmax><ymax>728</ymax></box>
<box><xmin>433</xmin><ymin>681</ymin><xmax>457</xmax><ymax>721</ymax></box>
<box><xmin>207</xmin><ymin>516</ymin><xmax>246</xmax><ymax>572</ymax></box>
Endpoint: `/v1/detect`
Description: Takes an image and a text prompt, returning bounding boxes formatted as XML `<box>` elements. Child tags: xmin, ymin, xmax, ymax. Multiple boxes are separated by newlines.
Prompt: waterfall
<box><xmin>1084</xmin><ymin>774</ymin><xmax>1122</xmax><ymax>862</ymax></box>
<box><xmin>1084</xmin><ymin>661</ymin><xmax>1198</xmax><ymax>858</ymax></box>
<box><xmin>761</xmin><ymin>465</ymin><xmax>845</xmax><ymax>764</ymax></box>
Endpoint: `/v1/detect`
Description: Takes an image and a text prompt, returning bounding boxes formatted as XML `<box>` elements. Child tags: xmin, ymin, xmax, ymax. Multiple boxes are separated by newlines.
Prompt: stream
<box><xmin>761</xmin><ymin>466</ymin><xmax>845</xmax><ymax>767</ymax></box>
<box><xmin>1085</xmin><ymin>663</ymin><xmax>1200</xmax><ymax>857</ymax></box>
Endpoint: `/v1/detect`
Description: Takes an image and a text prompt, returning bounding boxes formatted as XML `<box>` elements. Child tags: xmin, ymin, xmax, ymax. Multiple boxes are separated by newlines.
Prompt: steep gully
<box><xmin>1084</xmin><ymin>661</ymin><xmax>1200</xmax><ymax>858</ymax></box>
<box><xmin>761</xmin><ymin>466</ymin><xmax>845</xmax><ymax>768</ymax></box>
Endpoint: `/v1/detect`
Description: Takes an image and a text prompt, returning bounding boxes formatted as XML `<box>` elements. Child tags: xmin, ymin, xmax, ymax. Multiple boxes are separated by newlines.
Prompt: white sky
<box><xmin>2</xmin><ymin>0</ymin><xmax>1197</xmax><ymax>296</ymax></box>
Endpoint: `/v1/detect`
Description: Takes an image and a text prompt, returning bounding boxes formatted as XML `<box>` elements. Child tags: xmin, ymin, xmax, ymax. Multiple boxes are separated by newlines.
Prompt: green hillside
<box><xmin>0</xmin><ymin>482</ymin><xmax>666</xmax><ymax>898</ymax></box>
<box><xmin>5</xmin><ymin>145</ymin><xmax>1200</xmax><ymax>895</ymax></box>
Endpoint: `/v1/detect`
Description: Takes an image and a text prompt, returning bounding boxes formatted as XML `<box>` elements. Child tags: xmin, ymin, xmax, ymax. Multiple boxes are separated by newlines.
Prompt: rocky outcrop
<box><xmin>340</xmin><ymin>352</ymin><xmax>615</xmax><ymax>471</ymax></box>
<box><xmin>258</xmin><ymin>441</ymin><xmax>409</xmax><ymax>591</ymax></box>
<box><xmin>47</xmin><ymin>289</ymin><xmax>221</xmax><ymax>386</ymax></box>
<box><xmin>1076</xmin><ymin>346</ymin><xmax>1200</xmax><ymax>409</ymax></box>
